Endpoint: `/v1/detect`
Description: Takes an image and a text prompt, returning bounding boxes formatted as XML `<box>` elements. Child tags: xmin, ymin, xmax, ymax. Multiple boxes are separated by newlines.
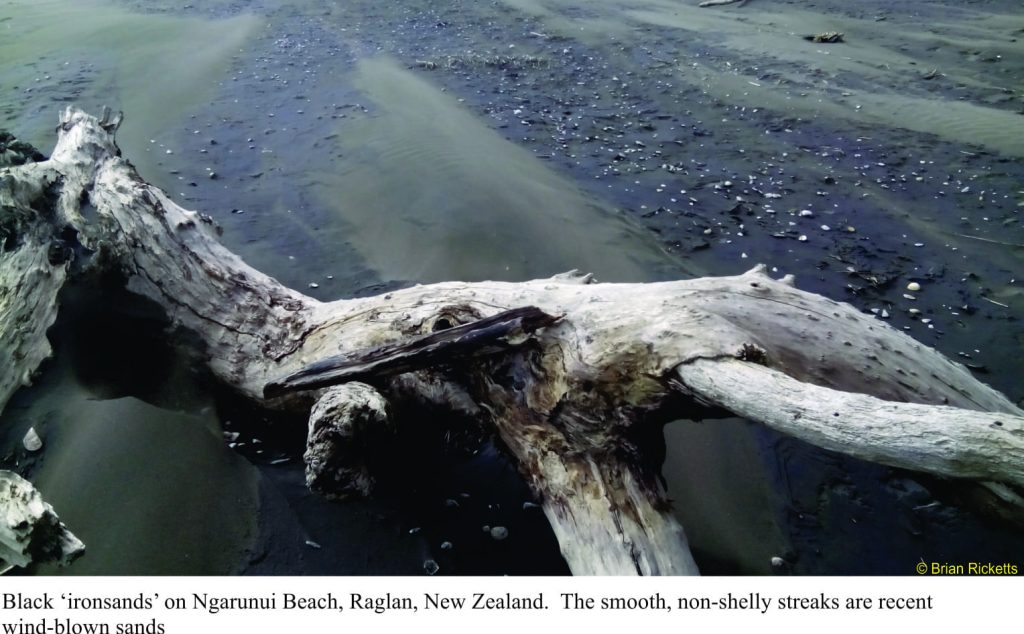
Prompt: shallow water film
<box><xmin>1</xmin><ymin>0</ymin><xmax>1022</xmax><ymax>575</ymax></box>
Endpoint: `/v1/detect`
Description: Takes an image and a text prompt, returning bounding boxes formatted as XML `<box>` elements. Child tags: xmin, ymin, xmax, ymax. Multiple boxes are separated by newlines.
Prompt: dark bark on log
<box><xmin>699</xmin><ymin>0</ymin><xmax>749</xmax><ymax>7</ymax></box>
<box><xmin>266</xmin><ymin>306</ymin><xmax>560</xmax><ymax>397</ymax></box>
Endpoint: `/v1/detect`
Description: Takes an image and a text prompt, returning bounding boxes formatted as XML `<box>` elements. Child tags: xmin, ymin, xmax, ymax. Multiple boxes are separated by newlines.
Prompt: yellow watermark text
<box><xmin>917</xmin><ymin>561</ymin><xmax>1018</xmax><ymax>575</ymax></box>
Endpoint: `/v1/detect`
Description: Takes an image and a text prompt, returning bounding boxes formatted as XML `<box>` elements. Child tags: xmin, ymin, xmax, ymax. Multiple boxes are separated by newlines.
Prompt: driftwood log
<box><xmin>1</xmin><ymin>108</ymin><xmax>1022</xmax><ymax>574</ymax></box>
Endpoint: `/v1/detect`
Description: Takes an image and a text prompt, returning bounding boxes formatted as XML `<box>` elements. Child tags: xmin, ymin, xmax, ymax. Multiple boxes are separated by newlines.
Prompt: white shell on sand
<box><xmin>22</xmin><ymin>427</ymin><xmax>42</xmax><ymax>452</ymax></box>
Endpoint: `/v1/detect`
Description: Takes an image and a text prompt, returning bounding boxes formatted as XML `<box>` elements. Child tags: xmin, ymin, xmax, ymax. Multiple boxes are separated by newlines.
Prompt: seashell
<box><xmin>23</xmin><ymin>427</ymin><xmax>42</xmax><ymax>452</ymax></box>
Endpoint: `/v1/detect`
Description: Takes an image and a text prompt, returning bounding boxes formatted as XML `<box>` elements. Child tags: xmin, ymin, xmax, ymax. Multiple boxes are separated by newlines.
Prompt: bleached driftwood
<box><xmin>674</xmin><ymin>359</ymin><xmax>1024</xmax><ymax>487</ymax></box>
<box><xmin>0</xmin><ymin>471</ymin><xmax>85</xmax><ymax>570</ymax></box>
<box><xmin>1</xmin><ymin>108</ymin><xmax>1022</xmax><ymax>574</ymax></box>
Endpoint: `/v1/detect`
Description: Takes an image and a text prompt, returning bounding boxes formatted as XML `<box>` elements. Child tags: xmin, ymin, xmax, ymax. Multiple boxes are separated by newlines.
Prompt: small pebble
<box><xmin>489</xmin><ymin>526</ymin><xmax>509</xmax><ymax>541</ymax></box>
<box><xmin>907</xmin><ymin>282</ymin><xmax>921</xmax><ymax>292</ymax></box>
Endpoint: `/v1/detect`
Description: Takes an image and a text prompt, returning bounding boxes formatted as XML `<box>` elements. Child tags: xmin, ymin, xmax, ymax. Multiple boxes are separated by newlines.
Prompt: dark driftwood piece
<box><xmin>266</xmin><ymin>306</ymin><xmax>560</xmax><ymax>397</ymax></box>
<box><xmin>1</xmin><ymin>108</ymin><xmax>1022</xmax><ymax>574</ymax></box>
<box><xmin>699</xmin><ymin>0</ymin><xmax>749</xmax><ymax>7</ymax></box>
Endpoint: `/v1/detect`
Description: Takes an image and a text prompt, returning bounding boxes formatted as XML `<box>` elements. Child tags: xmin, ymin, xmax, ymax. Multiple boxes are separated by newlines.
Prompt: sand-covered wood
<box><xmin>1</xmin><ymin>108</ymin><xmax>1022</xmax><ymax>574</ymax></box>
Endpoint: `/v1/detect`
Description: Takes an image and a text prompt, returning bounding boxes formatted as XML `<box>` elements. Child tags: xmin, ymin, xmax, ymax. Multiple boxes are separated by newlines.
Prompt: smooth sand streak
<box><xmin>620</xmin><ymin>1</ymin><xmax>1024</xmax><ymax>157</ymax></box>
<box><xmin>320</xmin><ymin>57</ymin><xmax>686</xmax><ymax>284</ymax></box>
<box><xmin>27</xmin><ymin>384</ymin><xmax>259</xmax><ymax>575</ymax></box>
<box><xmin>0</xmin><ymin>0</ymin><xmax>260</xmax><ymax>182</ymax></box>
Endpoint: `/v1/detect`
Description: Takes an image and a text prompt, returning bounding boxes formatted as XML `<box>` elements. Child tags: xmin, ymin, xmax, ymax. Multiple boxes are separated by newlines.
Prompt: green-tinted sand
<box><xmin>317</xmin><ymin>56</ymin><xmax>684</xmax><ymax>283</ymax></box>
<box><xmin>0</xmin><ymin>0</ymin><xmax>260</xmax><ymax>180</ymax></box>
<box><xmin>30</xmin><ymin>390</ymin><xmax>259</xmax><ymax>575</ymax></box>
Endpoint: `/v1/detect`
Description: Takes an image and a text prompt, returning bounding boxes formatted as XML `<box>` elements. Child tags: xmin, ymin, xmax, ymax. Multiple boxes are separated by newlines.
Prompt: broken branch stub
<box><xmin>2</xmin><ymin>108</ymin><xmax>1023</xmax><ymax>575</ymax></box>
<box><xmin>305</xmin><ymin>383</ymin><xmax>395</xmax><ymax>500</ymax></box>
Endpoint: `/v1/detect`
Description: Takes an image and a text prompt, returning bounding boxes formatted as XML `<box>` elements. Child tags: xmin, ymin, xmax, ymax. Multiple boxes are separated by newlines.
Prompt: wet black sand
<box><xmin>1</xmin><ymin>0</ymin><xmax>1022</xmax><ymax>575</ymax></box>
